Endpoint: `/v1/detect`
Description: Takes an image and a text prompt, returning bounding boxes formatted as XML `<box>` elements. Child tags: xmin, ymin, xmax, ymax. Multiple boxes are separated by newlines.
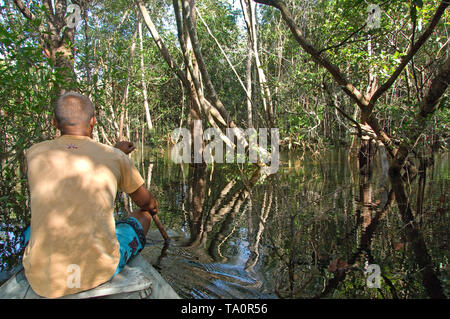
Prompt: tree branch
<box><xmin>135</xmin><ymin>0</ymin><xmax>190</xmax><ymax>89</ymax></box>
<box><xmin>318</xmin><ymin>23</ymin><xmax>367</xmax><ymax>55</ymax></box>
<box><xmin>370</xmin><ymin>0</ymin><xmax>449</xmax><ymax>107</ymax></box>
<box><xmin>13</xmin><ymin>0</ymin><xmax>35</xmax><ymax>20</ymax></box>
<box><xmin>254</xmin><ymin>0</ymin><xmax>370</xmax><ymax>110</ymax></box>
<box><xmin>391</xmin><ymin>55</ymin><xmax>450</xmax><ymax>171</ymax></box>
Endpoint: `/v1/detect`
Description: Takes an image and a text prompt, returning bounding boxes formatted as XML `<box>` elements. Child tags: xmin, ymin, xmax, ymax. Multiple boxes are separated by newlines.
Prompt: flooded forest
<box><xmin>1</xmin><ymin>0</ymin><xmax>449</xmax><ymax>299</ymax></box>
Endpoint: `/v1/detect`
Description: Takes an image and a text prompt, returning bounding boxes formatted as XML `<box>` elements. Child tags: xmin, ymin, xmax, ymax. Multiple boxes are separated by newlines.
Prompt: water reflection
<box><xmin>0</xmin><ymin>147</ymin><xmax>448</xmax><ymax>299</ymax></box>
<box><xmin>136</xmin><ymin>147</ymin><xmax>448</xmax><ymax>299</ymax></box>
<box><xmin>140</xmin><ymin>160</ymin><xmax>274</xmax><ymax>298</ymax></box>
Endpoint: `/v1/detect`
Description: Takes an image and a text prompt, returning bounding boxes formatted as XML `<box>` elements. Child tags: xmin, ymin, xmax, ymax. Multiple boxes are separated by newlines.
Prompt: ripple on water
<box><xmin>141</xmin><ymin>229</ymin><xmax>277</xmax><ymax>299</ymax></box>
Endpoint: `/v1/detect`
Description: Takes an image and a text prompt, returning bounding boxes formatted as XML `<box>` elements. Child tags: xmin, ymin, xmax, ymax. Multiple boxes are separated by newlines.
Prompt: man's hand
<box><xmin>114</xmin><ymin>141</ymin><xmax>136</xmax><ymax>155</ymax></box>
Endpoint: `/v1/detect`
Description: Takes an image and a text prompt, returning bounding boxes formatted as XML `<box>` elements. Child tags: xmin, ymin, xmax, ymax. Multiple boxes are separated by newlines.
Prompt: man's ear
<box><xmin>90</xmin><ymin>116</ymin><xmax>96</xmax><ymax>127</ymax></box>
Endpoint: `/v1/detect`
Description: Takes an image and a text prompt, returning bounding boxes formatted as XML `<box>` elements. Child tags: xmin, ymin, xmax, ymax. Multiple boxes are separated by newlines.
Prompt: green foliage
<box><xmin>0</xmin><ymin>9</ymin><xmax>69</xmax><ymax>270</ymax></box>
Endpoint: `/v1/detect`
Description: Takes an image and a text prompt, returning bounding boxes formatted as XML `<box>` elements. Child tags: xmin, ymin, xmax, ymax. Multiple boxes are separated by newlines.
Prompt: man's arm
<box><xmin>129</xmin><ymin>185</ymin><xmax>158</xmax><ymax>216</ymax></box>
<box><xmin>113</xmin><ymin>140</ymin><xmax>158</xmax><ymax>215</ymax></box>
<box><xmin>130</xmin><ymin>184</ymin><xmax>169</xmax><ymax>241</ymax></box>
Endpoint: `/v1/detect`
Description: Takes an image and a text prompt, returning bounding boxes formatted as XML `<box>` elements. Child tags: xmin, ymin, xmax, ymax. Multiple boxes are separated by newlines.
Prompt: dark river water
<box><xmin>1</xmin><ymin>146</ymin><xmax>448</xmax><ymax>298</ymax></box>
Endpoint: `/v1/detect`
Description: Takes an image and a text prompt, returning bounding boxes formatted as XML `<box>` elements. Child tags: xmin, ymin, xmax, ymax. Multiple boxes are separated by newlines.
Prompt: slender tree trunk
<box><xmin>138</xmin><ymin>19</ymin><xmax>153</xmax><ymax>130</ymax></box>
<box><xmin>245</xmin><ymin>35</ymin><xmax>254</xmax><ymax>128</ymax></box>
<box><xmin>118</xmin><ymin>26</ymin><xmax>138</xmax><ymax>141</ymax></box>
<box><xmin>242</xmin><ymin>0</ymin><xmax>274</xmax><ymax>128</ymax></box>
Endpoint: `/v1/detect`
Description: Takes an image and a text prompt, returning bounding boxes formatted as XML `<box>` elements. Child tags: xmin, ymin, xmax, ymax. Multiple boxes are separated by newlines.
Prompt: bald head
<box><xmin>54</xmin><ymin>92</ymin><xmax>95</xmax><ymax>129</ymax></box>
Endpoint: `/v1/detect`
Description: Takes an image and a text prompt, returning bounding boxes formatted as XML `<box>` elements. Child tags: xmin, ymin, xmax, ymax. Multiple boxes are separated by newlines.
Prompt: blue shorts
<box><xmin>20</xmin><ymin>217</ymin><xmax>146</xmax><ymax>278</ymax></box>
<box><xmin>112</xmin><ymin>217</ymin><xmax>146</xmax><ymax>277</ymax></box>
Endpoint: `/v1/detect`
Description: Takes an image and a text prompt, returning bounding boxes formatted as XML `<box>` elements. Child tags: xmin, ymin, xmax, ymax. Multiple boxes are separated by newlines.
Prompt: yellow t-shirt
<box><xmin>22</xmin><ymin>135</ymin><xmax>144</xmax><ymax>299</ymax></box>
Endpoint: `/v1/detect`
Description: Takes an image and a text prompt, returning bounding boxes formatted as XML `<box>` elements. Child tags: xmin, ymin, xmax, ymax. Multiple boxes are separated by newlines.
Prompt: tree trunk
<box><xmin>245</xmin><ymin>34</ymin><xmax>254</xmax><ymax>128</ymax></box>
<box><xmin>118</xmin><ymin>26</ymin><xmax>138</xmax><ymax>141</ymax></box>
<box><xmin>242</xmin><ymin>0</ymin><xmax>274</xmax><ymax>128</ymax></box>
<box><xmin>138</xmin><ymin>19</ymin><xmax>153</xmax><ymax>131</ymax></box>
<box><xmin>13</xmin><ymin>0</ymin><xmax>91</xmax><ymax>94</ymax></box>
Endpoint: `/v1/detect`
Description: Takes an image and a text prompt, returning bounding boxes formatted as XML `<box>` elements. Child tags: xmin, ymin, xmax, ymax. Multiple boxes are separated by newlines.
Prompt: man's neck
<box><xmin>60</xmin><ymin>131</ymin><xmax>91</xmax><ymax>138</ymax></box>
<box><xmin>60</xmin><ymin>126</ymin><xmax>91</xmax><ymax>138</ymax></box>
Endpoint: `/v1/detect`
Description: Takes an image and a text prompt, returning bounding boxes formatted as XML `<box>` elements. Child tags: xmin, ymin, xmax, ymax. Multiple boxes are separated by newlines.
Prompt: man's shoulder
<box><xmin>90</xmin><ymin>140</ymin><xmax>122</xmax><ymax>155</ymax></box>
<box><xmin>25</xmin><ymin>139</ymin><xmax>54</xmax><ymax>156</ymax></box>
<box><xmin>88</xmin><ymin>140</ymin><xmax>129</xmax><ymax>162</ymax></box>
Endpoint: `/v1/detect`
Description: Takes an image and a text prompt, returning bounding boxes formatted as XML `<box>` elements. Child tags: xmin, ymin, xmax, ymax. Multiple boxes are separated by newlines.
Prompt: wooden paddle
<box><xmin>151</xmin><ymin>214</ymin><xmax>170</xmax><ymax>242</ymax></box>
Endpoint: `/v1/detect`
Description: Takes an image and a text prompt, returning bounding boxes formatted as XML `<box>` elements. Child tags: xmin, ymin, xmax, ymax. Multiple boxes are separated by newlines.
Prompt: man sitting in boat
<box><xmin>20</xmin><ymin>91</ymin><xmax>157</xmax><ymax>298</ymax></box>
